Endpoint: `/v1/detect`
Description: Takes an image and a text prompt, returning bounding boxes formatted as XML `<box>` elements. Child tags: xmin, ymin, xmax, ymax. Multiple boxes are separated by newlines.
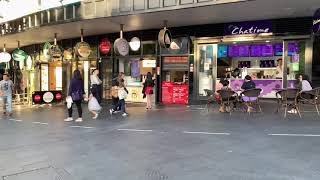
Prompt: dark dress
<box><xmin>68</xmin><ymin>78</ymin><xmax>85</xmax><ymax>118</ymax></box>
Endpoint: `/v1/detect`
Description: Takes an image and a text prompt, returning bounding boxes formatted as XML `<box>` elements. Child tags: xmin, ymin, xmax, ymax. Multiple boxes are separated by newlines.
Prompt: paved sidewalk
<box><xmin>0</xmin><ymin>102</ymin><xmax>319</xmax><ymax>180</ymax></box>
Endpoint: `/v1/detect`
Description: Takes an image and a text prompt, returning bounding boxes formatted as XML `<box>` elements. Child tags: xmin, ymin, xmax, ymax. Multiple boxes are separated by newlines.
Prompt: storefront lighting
<box><xmin>266</xmin><ymin>40</ymin><xmax>271</xmax><ymax>43</ymax></box>
<box><xmin>129</xmin><ymin>37</ymin><xmax>141</xmax><ymax>51</ymax></box>
<box><xmin>233</xmin><ymin>42</ymin><xmax>237</xmax><ymax>44</ymax></box>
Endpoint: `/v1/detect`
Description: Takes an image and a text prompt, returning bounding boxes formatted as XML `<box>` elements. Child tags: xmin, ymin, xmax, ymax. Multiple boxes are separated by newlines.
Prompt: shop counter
<box><xmin>126</xmin><ymin>85</ymin><xmax>147</xmax><ymax>103</ymax></box>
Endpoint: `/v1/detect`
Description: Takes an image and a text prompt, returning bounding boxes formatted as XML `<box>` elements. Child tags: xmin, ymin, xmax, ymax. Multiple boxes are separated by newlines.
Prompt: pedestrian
<box><xmin>110</xmin><ymin>72</ymin><xmax>125</xmax><ymax>115</ymax></box>
<box><xmin>90</xmin><ymin>69</ymin><xmax>102</xmax><ymax>104</ymax></box>
<box><xmin>0</xmin><ymin>73</ymin><xmax>14</xmax><ymax>116</ymax></box>
<box><xmin>118</xmin><ymin>81</ymin><xmax>128</xmax><ymax>117</ymax></box>
<box><xmin>142</xmin><ymin>72</ymin><xmax>155</xmax><ymax>110</ymax></box>
<box><xmin>217</xmin><ymin>79</ymin><xmax>236</xmax><ymax>113</ymax></box>
<box><xmin>88</xmin><ymin>93</ymin><xmax>101</xmax><ymax>119</ymax></box>
<box><xmin>241</xmin><ymin>75</ymin><xmax>256</xmax><ymax>113</ymax></box>
<box><xmin>64</xmin><ymin>70</ymin><xmax>85</xmax><ymax>122</ymax></box>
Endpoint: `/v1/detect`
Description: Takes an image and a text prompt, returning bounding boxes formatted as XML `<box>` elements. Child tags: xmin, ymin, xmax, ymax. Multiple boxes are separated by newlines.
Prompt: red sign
<box><xmin>162</xmin><ymin>82</ymin><xmax>188</xmax><ymax>104</ymax></box>
<box><xmin>163</xmin><ymin>57</ymin><xmax>188</xmax><ymax>63</ymax></box>
<box><xmin>100</xmin><ymin>38</ymin><xmax>111</xmax><ymax>55</ymax></box>
<box><xmin>55</xmin><ymin>93</ymin><xmax>62</xmax><ymax>100</ymax></box>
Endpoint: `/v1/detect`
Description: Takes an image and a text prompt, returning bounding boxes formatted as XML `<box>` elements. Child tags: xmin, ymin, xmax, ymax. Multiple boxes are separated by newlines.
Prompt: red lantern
<box><xmin>100</xmin><ymin>38</ymin><xmax>111</xmax><ymax>55</ymax></box>
<box><xmin>34</xmin><ymin>95</ymin><xmax>41</xmax><ymax>102</ymax></box>
<box><xmin>55</xmin><ymin>93</ymin><xmax>62</xmax><ymax>100</ymax></box>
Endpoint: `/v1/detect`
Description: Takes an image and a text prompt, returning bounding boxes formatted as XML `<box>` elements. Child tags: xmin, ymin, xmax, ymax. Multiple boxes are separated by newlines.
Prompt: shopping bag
<box><xmin>88</xmin><ymin>96</ymin><xmax>102</xmax><ymax>111</ymax></box>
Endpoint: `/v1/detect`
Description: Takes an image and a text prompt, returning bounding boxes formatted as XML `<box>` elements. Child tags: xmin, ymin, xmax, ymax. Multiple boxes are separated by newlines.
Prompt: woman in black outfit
<box><xmin>143</xmin><ymin>72</ymin><xmax>155</xmax><ymax>110</ymax></box>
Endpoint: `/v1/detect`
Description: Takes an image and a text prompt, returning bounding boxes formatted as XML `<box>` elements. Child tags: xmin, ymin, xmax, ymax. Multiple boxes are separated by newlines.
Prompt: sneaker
<box><xmin>109</xmin><ymin>109</ymin><xmax>114</xmax><ymax>115</ymax></box>
<box><xmin>75</xmin><ymin>118</ymin><xmax>83</xmax><ymax>122</ymax></box>
<box><xmin>64</xmin><ymin>117</ymin><xmax>73</xmax><ymax>122</ymax></box>
<box><xmin>122</xmin><ymin>113</ymin><xmax>128</xmax><ymax>117</ymax></box>
<box><xmin>114</xmin><ymin>111</ymin><xmax>120</xmax><ymax>114</ymax></box>
<box><xmin>92</xmin><ymin>113</ymin><xmax>99</xmax><ymax>119</ymax></box>
<box><xmin>288</xmin><ymin>109</ymin><xmax>298</xmax><ymax>114</ymax></box>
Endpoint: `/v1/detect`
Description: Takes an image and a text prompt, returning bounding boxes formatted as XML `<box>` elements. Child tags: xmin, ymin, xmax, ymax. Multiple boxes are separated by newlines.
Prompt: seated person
<box><xmin>218</xmin><ymin>79</ymin><xmax>236</xmax><ymax>113</ymax></box>
<box><xmin>288</xmin><ymin>74</ymin><xmax>313</xmax><ymax>114</ymax></box>
<box><xmin>241</xmin><ymin>75</ymin><xmax>257</xmax><ymax>112</ymax></box>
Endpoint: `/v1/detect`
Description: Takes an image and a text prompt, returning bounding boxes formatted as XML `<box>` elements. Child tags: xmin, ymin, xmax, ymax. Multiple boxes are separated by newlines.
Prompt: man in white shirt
<box><xmin>0</xmin><ymin>74</ymin><xmax>14</xmax><ymax>116</ymax></box>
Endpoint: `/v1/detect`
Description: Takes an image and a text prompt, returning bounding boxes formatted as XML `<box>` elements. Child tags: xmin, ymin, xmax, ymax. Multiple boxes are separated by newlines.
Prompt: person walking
<box><xmin>64</xmin><ymin>70</ymin><xmax>85</xmax><ymax>122</ymax></box>
<box><xmin>0</xmin><ymin>74</ymin><xmax>14</xmax><ymax>116</ymax></box>
<box><xmin>143</xmin><ymin>72</ymin><xmax>155</xmax><ymax>110</ymax></box>
<box><xmin>110</xmin><ymin>72</ymin><xmax>125</xmax><ymax>115</ymax></box>
<box><xmin>118</xmin><ymin>81</ymin><xmax>128</xmax><ymax>117</ymax></box>
<box><xmin>90</xmin><ymin>69</ymin><xmax>102</xmax><ymax>104</ymax></box>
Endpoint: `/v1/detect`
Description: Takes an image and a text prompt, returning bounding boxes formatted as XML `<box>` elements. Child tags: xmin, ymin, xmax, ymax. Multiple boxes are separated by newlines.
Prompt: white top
<box><xmin>90</xmin><ymin>74</ymin><xmax>102</xmax><ymax>85</ymax></box>
<box><xmin>301</xmin><ymin>80</ymin><xmax>312</xmax><ymax>92</ymax></box>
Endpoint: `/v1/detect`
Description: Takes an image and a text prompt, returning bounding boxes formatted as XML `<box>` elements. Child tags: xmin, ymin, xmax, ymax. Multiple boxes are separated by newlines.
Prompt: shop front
<box><xmin>194</xmin><ymin>20</ymin><xmax>313</xmax><ymax>99</ymax></box>
<box><xmin>114</xmin><ymin>40</ymin><xmax>157</xmax><ymax>103</ymax></box>
<box><xmin>158</xmin><ymin>37</ymin><xmax>191</xmax><ymax>105</ymax></box>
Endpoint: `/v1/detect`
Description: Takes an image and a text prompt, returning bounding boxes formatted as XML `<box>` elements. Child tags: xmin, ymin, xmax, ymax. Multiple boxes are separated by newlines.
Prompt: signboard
<box><xmin>49</xmin><ymin>45</ymin><xmax>62</xmax><ymax>61</ymax></box>
<box><xmin>162</xmin><ymin>82</ymin><xmax>189</xmax><ymax>104</ymax></box>
<box><xmin>158</xmin><ymin>28</ymin><xmax>172</xmax><ymax>48</ymax></box>
<box><xmin>143</xmin><ymin>60</ymin><xmax>156</xmax><ymax>68</ymax></box>
<box><xmin>0</xmin><ymin>52</ymin><xmax>11</xmax><ymax>62</ymax></box>
<box><xmin>313</xmin><ymin>8</ymin><xmax>320</xmax><ymax>35</ymax></box>
<box><xmin>32</xmin><ymin>91</ymin><xmax>63</xmax><ymax>104</ymax></box>
<box><xmin>100</xmin><ymin>38</ymin><xmax>111</xmax><ymax>55</ymax></box>
<box><xmin>12</xmin><ymin>49</ymin><xmax>28</xmax><ymax>62</ymax></box>
<box><xmin>129</xmin><ymin>37</ymin><xmax>141</xmax><ymax>51</ymax></box>
<box><xmin>114</xmin><ymin>38</ymin><xmax>129</xmax><ymax>56</ymax></box>
<box><xmin>75</xmin><ymin>42</ymin><xmax>91</xmax><ymax>58</ymax></box>
<box><xmin>225</xmin><ymin>21</ymin><xmax>272</xmax><ymax>36</ymax></box>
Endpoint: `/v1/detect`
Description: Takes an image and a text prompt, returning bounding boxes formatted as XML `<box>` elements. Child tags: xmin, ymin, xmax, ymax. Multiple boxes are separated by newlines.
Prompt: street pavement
<box><xmin>0</xmin><ymin>102</ymin><xmax>320</xmax><ymax>180</ymax></box>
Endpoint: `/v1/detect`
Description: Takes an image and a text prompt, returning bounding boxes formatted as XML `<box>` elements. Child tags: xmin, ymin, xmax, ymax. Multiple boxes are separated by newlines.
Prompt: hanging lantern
<box><xmin>100</xmin><ymin>38</ymin><xmax>111</xmax><ymax>55</ymax></box>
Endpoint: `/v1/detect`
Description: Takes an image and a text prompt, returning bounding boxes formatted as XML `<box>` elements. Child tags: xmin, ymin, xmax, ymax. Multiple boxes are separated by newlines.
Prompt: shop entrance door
<box><xmin>196</xmin><ymin>44</ymin><xmax>218</xmax><ymax>100</ymax></box>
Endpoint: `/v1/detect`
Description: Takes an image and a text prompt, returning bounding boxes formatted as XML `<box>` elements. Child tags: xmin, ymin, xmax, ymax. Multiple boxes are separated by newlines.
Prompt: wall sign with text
<box><xmin>313</xmin><ymin>8</ymin><xmax>320</xmax><ymax>35</ymax></box>
<box><xmin>225</xmin><ymin>21</ymin><xmax>273</xmax><ymax>36</ymax></box>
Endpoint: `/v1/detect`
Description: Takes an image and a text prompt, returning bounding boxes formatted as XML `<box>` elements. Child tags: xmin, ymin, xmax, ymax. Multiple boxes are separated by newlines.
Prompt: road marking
<box><xmin>269</xmin><ymin>134</ymin><xmax>320</xmax><ymax>137</ymax></box>
<box><xmin>70</xmin><ymin>126</ymin><xmax>96</xmax><ymax>129</ymax></box>
<box><xmin>8</xmin><ymin>119</ymin><xmax>22</xmax><ymax>122</ymax></box>
<box><xmin>183</xmin><ymin>131</ymin><xmax>230</xmax><ymax>135</ymax></box>
<box><xmin>32</xmin><ymin>122</ymin><xmax>49</xmax><ymax>125</ymax></box>
<box><xmin>117</xmin><ymin>129</ymin><xmax>153</xmax><ymax>132</ymax></box>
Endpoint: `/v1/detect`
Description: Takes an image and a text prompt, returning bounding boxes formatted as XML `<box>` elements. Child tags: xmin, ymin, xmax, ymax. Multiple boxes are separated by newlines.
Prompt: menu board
<box><xmin>250</xmin><ymin>45</ymin><xmax>262</xmax><ymax>57</ymax></box>
<box><xmin>288</xmin><ymin>42</ymin><xmax>299</xmax><ymax>55</ymax></box>
<box><xmin>274</xmin><ymin>43</ymin><xmax>283</xmax><ymax>56</ymax></box>
<box><xmin>261</xmin><ymin>44</ymin><xmax>274</xmax><ymax>57</ymax></box>
<box><xmin>238</xmin><ymin>45</ymin><xmax>249</xmax><ymax>57</ymax></box>
<box><xmin>173</xmin><ymin>85</ymin><xmax>189</xmax><ymax>104</ymax></box>
<box><xmin>228</xmin><ymin>46</ymin><xmax>239</xmax><ymax>57</ymax></box>
<box><xmin>162</xmin><ymin>82</ymin><xmax>173</xmax><ymax>104</ymax></box>
<box><xmin>218</xmin><ymin>45</ymin><xmax>228</xmax><ymax>58</ymax></box>
<box><xmin>162</xmin><ymin>82</ymin><xmax>188</xmax><ymax>104</ymax></box>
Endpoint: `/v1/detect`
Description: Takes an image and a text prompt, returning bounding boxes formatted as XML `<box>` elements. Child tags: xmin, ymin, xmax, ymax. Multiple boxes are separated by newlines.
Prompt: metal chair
<box><xmin>240</xmin><ymin>88</ymin><xmax>262</xmax><ymax>114</ymax></box>
<box><xmin>203</xmin><ymin>89</ymin><xmax>215</xmax><ymax>112</ymax></box>
<box><xmin>276</xmin><ymin>88</ymin><xmax>301</xmax><ymax>118</ymax></box>
<box><xmin>217</xmin><ymin>89</ymin><xmax>238</xmax><ymax>115</ymax></box>
<box><xmin>298</xmin><ymin>87</ymin><xmax>320</xmax><ymax>116</ymax></box>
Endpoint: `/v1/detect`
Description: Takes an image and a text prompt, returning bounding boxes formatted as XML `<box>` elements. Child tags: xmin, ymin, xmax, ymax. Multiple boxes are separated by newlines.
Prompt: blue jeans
<box><xmin>119</xmin><ymin>99</ymin><xmax>126</xmax><ymax>113</ymax></box>
<box><xmin>2</xmin><ymin>95</ymin><xmax>12</xmax><ymax>113</ymax></box>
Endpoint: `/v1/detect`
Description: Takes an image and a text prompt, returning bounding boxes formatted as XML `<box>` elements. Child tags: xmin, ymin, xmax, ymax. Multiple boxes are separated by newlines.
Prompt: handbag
<box><xmin>71</xmin><ymin>90</ymin><xmax>83</xmax><ymax>101</ymax></box>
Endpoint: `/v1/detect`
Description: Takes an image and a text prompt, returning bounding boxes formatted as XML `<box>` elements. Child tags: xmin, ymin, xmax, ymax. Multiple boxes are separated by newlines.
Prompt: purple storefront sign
<box><xmin>313</xmin><ymin>8</ymin><xmax>320</xmax><ymax>35</ymax></box>
<box><xmin>225</xmin><ymin>21</ymin><xmax>273</xmax><ymax>36</ymax></box>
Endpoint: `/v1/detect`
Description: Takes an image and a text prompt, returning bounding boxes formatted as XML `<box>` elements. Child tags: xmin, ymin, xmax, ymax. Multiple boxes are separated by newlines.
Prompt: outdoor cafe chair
<box><xmin>298</xmin><ymin>87</ymin><xmax>320</xmax><ymax>116</ymax></box>
<box><xmin>240</xmin><ymin>88</ymin><xmax>262</xmax><ymax>115</ymax></box>
<box><xmin>275</xmin><ymin>88</ymin><xmax>301</xmax><ymax>118</ymax></box>
<box><xmin>217</xmin><ymin>89</ymin><xmax>238</xmax><ymax>115</ymax></box>
<box><xmin>204</xmin><ymin>89</ymin><xmax>215</xmax><ymax>112</ymax></box>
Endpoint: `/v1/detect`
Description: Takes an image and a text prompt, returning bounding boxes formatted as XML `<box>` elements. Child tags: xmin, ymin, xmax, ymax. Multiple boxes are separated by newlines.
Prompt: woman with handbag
<box><xmin>143</xmin><ymin>72</ymin><xmax>155</xmax><ymax>110</ymax></box>
<box><xmin>64</xmin><ymin>70</ymin><xmax>85</xmax><ymax>122</ymax></box>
